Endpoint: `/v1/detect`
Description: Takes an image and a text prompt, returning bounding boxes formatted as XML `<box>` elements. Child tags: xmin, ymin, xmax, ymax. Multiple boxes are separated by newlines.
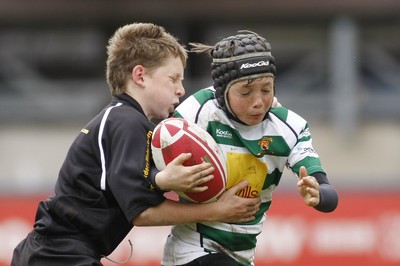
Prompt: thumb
<box><xmin>299</xmin><ymin>166</ymin><xmax>308</xmax><ymax>179</ymax></box>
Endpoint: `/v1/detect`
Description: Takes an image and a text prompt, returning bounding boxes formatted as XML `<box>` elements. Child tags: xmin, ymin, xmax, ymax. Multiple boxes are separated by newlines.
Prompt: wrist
<box><xmin>151</xmin><ymin>172</ymin><xmax>170</xmax><ymax>193</ymax></box>
<box><xmin>314</xmin><ymin>183</ymin><xmax>339</xmax><ymax>212</ymax></box>
<box><xmin>203</xmin><ymin>201</ymin><xmax>223</xmax><ymax>222</ymax></box>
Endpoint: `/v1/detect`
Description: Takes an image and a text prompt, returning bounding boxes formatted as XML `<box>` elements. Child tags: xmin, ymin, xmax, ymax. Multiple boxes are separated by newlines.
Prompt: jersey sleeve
<box><xmin>285</xmin><ymin>110</ymin><xmax>326</xmax><ymax>176</ymax></box>
<box><xmin>104</xmin><ymin>107</ymin><xmax>165</xmax><ymax>223</ymax></box>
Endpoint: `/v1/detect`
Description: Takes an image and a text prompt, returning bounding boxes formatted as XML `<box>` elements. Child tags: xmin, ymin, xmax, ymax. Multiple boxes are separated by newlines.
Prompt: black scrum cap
<box><xmin>210</xmin><ymin>32</ymin><xmax>276</xmax><ymax>115</ymax></box>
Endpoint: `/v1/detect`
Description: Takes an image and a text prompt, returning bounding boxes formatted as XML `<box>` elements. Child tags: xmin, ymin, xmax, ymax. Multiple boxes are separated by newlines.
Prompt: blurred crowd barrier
<box><xmin>1</xmin><ymin>191</ymin><xmax>399</xmax><ymax>266</ymax></box>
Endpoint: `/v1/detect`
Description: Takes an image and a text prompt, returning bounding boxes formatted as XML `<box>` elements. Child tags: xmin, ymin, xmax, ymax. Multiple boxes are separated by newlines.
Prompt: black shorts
<box><xmin>177</xmin><ymin>253</ymin><xmax>240</xmax><ymax>266</ymax></box>
<box><xmin>11</xmin><ymin>231</ymin><xmax>102</xmax><ymax>266</ymax></box>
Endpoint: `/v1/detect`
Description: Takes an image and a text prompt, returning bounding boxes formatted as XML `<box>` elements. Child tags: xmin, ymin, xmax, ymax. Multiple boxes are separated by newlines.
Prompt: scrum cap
<box><xmin>211</xmin><ymin>32</ymin><xmax>276</xmax><ymax>114</ymax></box>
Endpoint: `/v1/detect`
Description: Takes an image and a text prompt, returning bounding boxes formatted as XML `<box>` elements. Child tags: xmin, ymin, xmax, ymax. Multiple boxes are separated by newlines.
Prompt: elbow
<box><xmin>132</xmin><ymin>216</ymin><xmax>145</xmax><ymax>227</ymax></box>
<box><xmin>132</xmin><ymin>216</ymin><xmax>146</xmax><ymax>227</ymax></box>
<box><xmin>131</xmin><ymin>209</ymin><xmax>152</xmax><ymax>227</ymax></box>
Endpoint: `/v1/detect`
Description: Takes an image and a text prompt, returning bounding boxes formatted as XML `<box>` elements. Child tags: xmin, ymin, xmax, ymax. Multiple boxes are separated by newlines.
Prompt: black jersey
<box><xmin>33</xmin><ymin>93</ymin><xmax>165</xmax><ymax>256</ymax></box>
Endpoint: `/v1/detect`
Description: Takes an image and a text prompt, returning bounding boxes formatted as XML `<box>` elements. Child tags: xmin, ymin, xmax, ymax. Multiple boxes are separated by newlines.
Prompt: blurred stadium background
<box><xmin>0</xmin><ymin>0</ymin><xmax>399</xmax><ymax>265</ymax></box>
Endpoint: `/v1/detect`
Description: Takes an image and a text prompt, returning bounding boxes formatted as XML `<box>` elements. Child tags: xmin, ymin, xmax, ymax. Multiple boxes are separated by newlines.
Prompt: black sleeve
<box><xmin>311</xmin><ymin>172</ymin><xmax>339</xmax><ymax>213</ymax></box>
<box><xmin>148</xmin><ymin>164</ymin><xmax>169</xmax><ymax>193</ymax></box>
<box><xmin>106</xmin><ymin>109</ymin><xmax>165</xmax><ymax>223</ymax></box>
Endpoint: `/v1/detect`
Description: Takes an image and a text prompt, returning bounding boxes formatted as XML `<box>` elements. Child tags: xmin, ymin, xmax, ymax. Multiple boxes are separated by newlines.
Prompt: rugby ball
<box><xmin>151</xmin><ymin>117</ymin><xmax>227</xmax><ymax>203</ymax></box>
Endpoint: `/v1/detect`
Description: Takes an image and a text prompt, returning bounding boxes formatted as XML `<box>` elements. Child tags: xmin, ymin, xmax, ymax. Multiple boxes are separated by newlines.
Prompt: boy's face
<box><xmin>143</xmin><ymin>56</ymin><xmax>185</xmax><ymax>120</ymax></box>
<box><xmin>227</xmin><ymin>76</ymin><xmax>274</xmax><ymax>126</ymax></box>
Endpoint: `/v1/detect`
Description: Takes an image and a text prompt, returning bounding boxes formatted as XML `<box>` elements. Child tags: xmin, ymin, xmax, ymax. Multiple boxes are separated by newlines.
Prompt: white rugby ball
<box><xmin>151</xmin><ymin>117</ymin><xmax>227</xmax><ymax>203</ymax></box>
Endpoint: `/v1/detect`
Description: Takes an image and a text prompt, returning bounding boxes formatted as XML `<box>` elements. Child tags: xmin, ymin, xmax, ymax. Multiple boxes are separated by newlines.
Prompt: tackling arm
<box><xmin>132</xmin><ymin>181</ymin><xmax>261</xmax><ymax>226</ymax></box>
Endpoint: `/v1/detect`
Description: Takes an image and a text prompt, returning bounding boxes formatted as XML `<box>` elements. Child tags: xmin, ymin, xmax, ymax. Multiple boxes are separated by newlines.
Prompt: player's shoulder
<box><xmin>269</xmin><ymin>106</ymin><xmax>289</xmax><ymax>120</ymax></box>
<box><xmin>190</xmin><ymin>86</ymin><xmax>215</xmax><ymax>104</ymax></box>
<box><xmin>269</xmin><ymin>107</ymin><xmax>308</xmax><ymax>136</ymax></box>
<box><xmin>99</xmin><ymin>100</ymin><xmax>151</xmax><ymax>137</ymax></box>
<box><xmin>270</xmin><ymin>107</ymin><xmax>305</xmax><ymax>122</ymax></box>
<box><xmin>106</xmin><ymin>102</ymin><xmax>142</xmax><ymax>122</ymax></box>
<box><xmin>175</xmin><ymin>86</ymin><xmax>216</xmax><ymax>118</ymax></box>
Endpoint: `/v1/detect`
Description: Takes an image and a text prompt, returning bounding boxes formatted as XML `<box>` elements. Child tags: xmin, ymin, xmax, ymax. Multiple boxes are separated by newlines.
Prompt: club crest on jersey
<box><xmin>257</xmin><ymin>137</ymin><xmax>273</xmax><ymax>156</ymax></box>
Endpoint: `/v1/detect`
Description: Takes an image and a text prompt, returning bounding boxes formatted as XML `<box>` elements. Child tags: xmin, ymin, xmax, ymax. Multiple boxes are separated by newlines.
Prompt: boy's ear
<box><xmin>131</xmin><ymin>65</ymin><xmax>145</xmax><ymax>87</ymax></box>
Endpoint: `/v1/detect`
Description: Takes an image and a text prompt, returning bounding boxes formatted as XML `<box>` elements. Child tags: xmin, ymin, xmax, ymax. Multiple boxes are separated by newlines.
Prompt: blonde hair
<box><xmin>106</xmin><ymin>23</ymin><xmax>188</xmax><ymax>96</ymax></box>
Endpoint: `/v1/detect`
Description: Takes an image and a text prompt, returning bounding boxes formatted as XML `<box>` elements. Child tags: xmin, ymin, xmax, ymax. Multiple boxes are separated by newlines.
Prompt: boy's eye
<box><xmin>170</xmin><ymin>76</ymin><xmax>183</xmax><ymax>84</ymax></box>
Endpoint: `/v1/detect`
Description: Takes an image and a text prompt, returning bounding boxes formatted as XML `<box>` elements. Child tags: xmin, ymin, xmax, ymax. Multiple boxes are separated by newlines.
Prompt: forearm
<box><xmin>133</xmin><ymin>180</ymin><xmax>262</xmax><ymax>226</ymax></box>
<box><xmin>132</xmin><ymin>199</ymin><xmax>219</xmax><ymax>226</ymax></box>
<box><xmin>133</xmin><ymin>181</ymin><xmax>261</xmax><ymax>226</ymax></box>
<box><xmin>310</xmin><ymin>172</ymin><xmax>339</xmax><ymax>213</ymax></box>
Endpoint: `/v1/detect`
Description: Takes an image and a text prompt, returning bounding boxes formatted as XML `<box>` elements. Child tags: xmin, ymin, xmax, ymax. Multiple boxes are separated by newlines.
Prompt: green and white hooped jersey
<box><xmin>161</xmin><ymin>87</ymin><xmax>325</xmax><ymax>266</ymax></box>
